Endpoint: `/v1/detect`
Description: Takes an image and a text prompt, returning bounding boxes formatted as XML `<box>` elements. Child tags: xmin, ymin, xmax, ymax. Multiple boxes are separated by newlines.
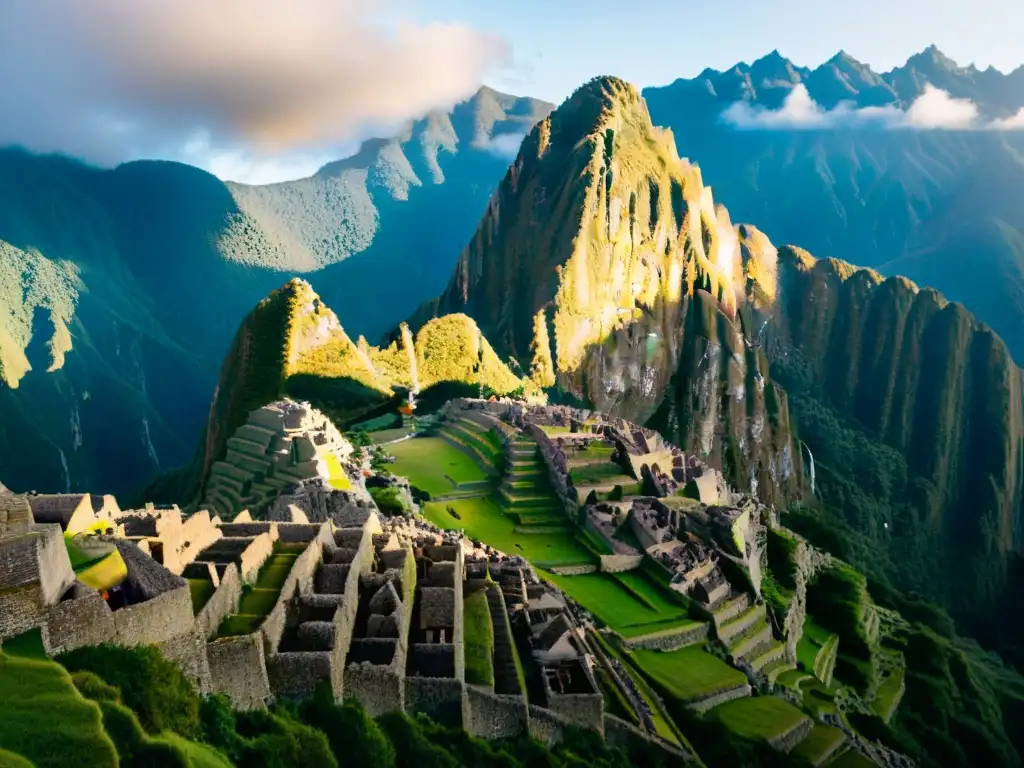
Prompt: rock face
<box><xmin>410</xmin><ymin>77</ymin><xmax>802</xmax><ymax>505</ymax></box>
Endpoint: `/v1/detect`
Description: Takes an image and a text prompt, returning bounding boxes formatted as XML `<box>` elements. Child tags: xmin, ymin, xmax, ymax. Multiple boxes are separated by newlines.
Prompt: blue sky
<box><xmin>1</xmin><ymin>0</ymin><xmax>1017</xmax><ymax>182</ymax></box>
<box><xmin>396</xmin><ymin>0</ymin><xmax>1020</xmax><ymax>103</ymax></box>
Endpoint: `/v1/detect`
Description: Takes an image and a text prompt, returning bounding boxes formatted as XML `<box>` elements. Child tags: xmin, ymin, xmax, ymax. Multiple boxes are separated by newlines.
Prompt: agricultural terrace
<box><xmin>217</xmin><ymin>541</ymin><xmax>305</xmax><ymax>637</ymax></box>
<box><xmin>387</xmin><ymin>437</ymin><xmax>490</xmax><ymax>497</ymax></box>
<box><xmin>706</xmin><ymin>695</ymin><xmax>810</xmax><ymax>742</ymax></box>
<box><xmin>633</xmin><ymin>645</ymin><xmax>747</xmax><ymax>702</ymax></box>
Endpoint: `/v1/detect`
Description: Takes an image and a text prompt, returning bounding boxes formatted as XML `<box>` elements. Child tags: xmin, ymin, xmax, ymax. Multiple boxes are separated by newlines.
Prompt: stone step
<box><xmin>713</xmin><ymin>592</ymin><xmax>751</xmax><ymax>626</ymax></box>
<box><xmin>731</xmin><ymin>623</ymin><xmax>774</xmax><ymax>661</ymax></box>
<box><xmin>751</xmin><ymin>641</ymin><xmax>787</xmax><ymax>672</ymax></box>
<box><xmin>719</xmin><ymin>602</ymin><xmax>767</xmax><ymax>644</ymax></box>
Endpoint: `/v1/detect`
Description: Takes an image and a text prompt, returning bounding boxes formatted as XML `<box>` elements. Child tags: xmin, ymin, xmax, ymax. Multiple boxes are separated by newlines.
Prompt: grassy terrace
<box><xmin>464</xmin><ymin>589</ymin><xmax>495</xmax><ymax>686</ymax></box>
<box><xmin>388</xmin><ymin>436</ymin><xmax>489</xmax><ymax>497</ymax></box>
<box><xmin>873</xmin><ymin>663</ymin><xmax>905</xmax><ymax>722</ymax></box>
<box><xmin>634</xmin><ymin>645</ymin><xmax>747</xmax><ymax>702</ymax></box>
<box><xmin>707</xmin><ymin>696</ymin><xmax>810</xmax><ymax>743</ymax></box>
<box><xmin>798</xmin><ymin>617</ymin><xmax>839</xmax><ymax>683</ymax></box>
<box><xmin>424</xmin><ymin>497</ymin><xmax>591</xmax><ymax>566</ymax></box>
<box><xmin>216</xmin><ymin>542</ymin><xmax>306</xmax><ymax>638</ymax></box>
<box><xmin>791</xmin><ymin>724</ymin><xmax>846</xmax><ymax>765</ymax></box>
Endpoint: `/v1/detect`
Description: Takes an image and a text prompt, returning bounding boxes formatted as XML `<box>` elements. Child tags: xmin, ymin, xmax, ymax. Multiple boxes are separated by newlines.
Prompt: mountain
<box><xmin>643</xmin><ymin>46</ymin><xmax>1024</xmax><ymax>366</ymax></box>
<box><xmin>407</xmin><ymin>75</ymin><xmax>1024</xmax><ymax>667</ymax></box>
<box><xmin>154</xmin><ymin>277</ymin><xmax>530</xmax><ymax>508</ymax></box>
<box><xmin>0</xmin><ymin>87</ymin><xmax>552</xmax><ymax>498</ymax></box>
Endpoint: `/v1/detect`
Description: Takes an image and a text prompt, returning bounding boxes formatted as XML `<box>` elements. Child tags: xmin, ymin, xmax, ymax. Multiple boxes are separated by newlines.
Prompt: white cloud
<box><xmin>0</xmin><ymin>0</ymin><xmax>508</xmax><ymax>182</ymax></box>
<box><xmin>482</xmin><ymin>132</ymin><xmax>528</xmax><ymax>159</ymax></box>
<box><xmin>721</xmin><ymin>83</ymin><xmax>1021</xmax><ymax>132</ymax></box>
<box><xmin>990</xmin><ymin>108</ymin><xmax>1024</xmax><ymax>131</ymax></box>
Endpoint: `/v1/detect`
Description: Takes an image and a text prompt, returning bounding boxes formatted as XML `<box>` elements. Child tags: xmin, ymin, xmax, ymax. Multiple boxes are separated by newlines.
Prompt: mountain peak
<box><xmin>904</xmin><ymin>44</ymin><xmax>959</xmax><ymax>71</ymax></box>
<box><xmin>556</xmin><ymin>76</ymin><xmax>647</xmax><ymax>135</ymax></box>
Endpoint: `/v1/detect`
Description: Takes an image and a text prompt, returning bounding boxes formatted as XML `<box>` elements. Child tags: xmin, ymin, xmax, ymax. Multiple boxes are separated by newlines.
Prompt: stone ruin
<box><xmin>202</xmin><ymin>399</ymin><xmax>360</xmax><ymax>519</ymax></box>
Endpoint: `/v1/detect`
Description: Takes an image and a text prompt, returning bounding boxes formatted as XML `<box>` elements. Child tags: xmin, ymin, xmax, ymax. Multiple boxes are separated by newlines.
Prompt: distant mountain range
<box><xmin>644</xmin><ymin>46</ymin><xmax>1024</xmax><ymax>362</ymax></box>
<box><xmin>0</xmin><ymin>86</ymin><xmax>552</xmax><ymax>497</ymax></box>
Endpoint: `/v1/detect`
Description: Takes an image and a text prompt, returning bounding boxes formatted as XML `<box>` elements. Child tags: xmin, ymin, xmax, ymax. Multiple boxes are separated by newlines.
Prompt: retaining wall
<box><xmin>769</xmin><ymin>715</ymin><xmax>814</xmax><ymax>753</ymax></box>
<box><xmin>464</xmin><ymin>686</ymin><xmax>528</xmax><ymax>740</ymax></box>
<box><xmin>599</xmin><ymin>554</ymin><xmax>644</xmax><ymax>573</ymax></box>
<box><xmin>687</xmin><ymin>683</ymin><xmax>752</xmax><ymax>714</ymax></box>
<box><xmin>549</xmin><ymin>564</ymin><xmax>598</xmax><ymax>576</ymax></box>
<box><xmin>405</xmin><ymin>676</ymin><xmax>465</xmax><ymax>723</ymax></box>
<box><xmin>157</xmin><ymin>629</ymin><xmax>212</xmax><ymax>694</ymax></box>
<box><xmin>623</xmin><ymin>622</ymin><xmax>710</xmax><ymax>651</ymax></box>
<box><xmin>195</xmin><ymin>563</ymin><xmax>242</xmax><ymax>639</ymax></box>
<box><xmin>207</xmin><ymin>632</ymin><xmax>272</xmax><ymax>710</ymax></box>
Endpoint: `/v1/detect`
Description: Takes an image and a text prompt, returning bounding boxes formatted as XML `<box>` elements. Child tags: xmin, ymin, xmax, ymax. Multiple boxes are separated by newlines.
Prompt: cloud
<box><xmin>990</xmin><ymin>108</ymin><xmax>1024</xmax><ymax>131</ymax></box>
<box><xmin>721</xmin><ymin>84</ymin><xmax>1017</xmax><ymax>132</ymax></box>
<box><xmin>481</xmin><ymin>132</ymin><xmax>528</xmax><ymax>159</ymax></box>
<box><xmin>0</xmin><ymin>0</ymin><xmax>508</xmax><ymax>182</ymax></box>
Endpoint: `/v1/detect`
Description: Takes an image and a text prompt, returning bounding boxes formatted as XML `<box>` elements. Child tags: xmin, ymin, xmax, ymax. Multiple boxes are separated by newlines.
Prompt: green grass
<box><xmin>544</xmin><ymin>572</ymin><xmax>690</xmax><ymax>635</ymax></box>
<box><xmin>217</xmin><ymin>547</ymin><xmax>300</xmax><ymax>637</ymax></box>
<box><xmin>800</xmin><ymin>677</ymin><xmax>839</xmax><ymax>719</ymax></box>
<box><xmin>569</xmin><ymin>461</ymin><xmax>633</xmax><ymax>485</ymax></box>
<box><xmin>791</xmin><ymin>724</ymin><xmax>845</xmax><ymax>765</ymax></box>
<box><xmin>873</xmin><ymin>665</ymin><xmax>905</xmax><ymax>722</ymax></box>
<box><xmin>369</xmin><ymin>427</ymin><xmax>411</xmax><ymax>444</ymax></box>
<box><xmin>707</xmin><ymin>695</ymin><xmax>810</xmax><ymax>742</ymax></box>
<box><xmin>188</xmin><ymin>578</ymin><xmax>215</xmax><ymax>615</ymax></box>
<box><xmin>423</xmin><ymin>497</ymin><xmax>592</xmax><ymax>566</ymax></box>
<box><xmin>1</xmin><ymin>629</ymin><xmax>46</xmax><ymax>659</ymax></box>
<box><xmin>0</xmin><ymin>652</ymin><xmax>119</xmax><ymax>768</ymax></box>
<box><xmin>827</xmin><ymin>750</ymin><xmax>877</xmax><ymax>768</ymax></box>
<box><xmin>776</xmin><ymin>669</ymin><xmax>811</xmax><ymax>691</ymax></box>
<box><xmin>633</xmin><ymin>646</ymin><xmax>747</xmax><ymax>702</ymax></box>
<box><xmin>162</xmin><ymin>733</ymin><xmax>233</xmax><ymax>768</ymax></box>
<box><xmin>464</xmin><ymin>590</ymin><xmax>495</xmax><ymax>686</ymax></box>
<box><xmin>388</xmin><ymin>437</ymin><xmax>489</xmax><ymax>496</ymax></box>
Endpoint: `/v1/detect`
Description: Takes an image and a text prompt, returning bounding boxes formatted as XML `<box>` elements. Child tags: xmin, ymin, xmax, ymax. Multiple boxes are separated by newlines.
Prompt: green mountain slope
<box><xmin>0</xmin><ymin>87</ymin><xmax>552</xmax><ymax>497</ymax></box>
<box><xmin>409</xmin><ymin>75</ymin><xmax>1024</xmax><ymax>669</ymax></box>
<box><xmin>160</xmin><ymin>278</ymin><xmax>529</xmax><ymax>507</ymax></box>
<box><xmin>409</xmin><ymin>76</ymin><xmax>802</xmax><ymax>505</ymax></box>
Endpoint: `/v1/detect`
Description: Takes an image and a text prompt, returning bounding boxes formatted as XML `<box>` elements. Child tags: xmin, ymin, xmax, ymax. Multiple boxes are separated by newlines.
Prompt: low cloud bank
<box><xmin>722</xmin><ymin>84</ymin><xmax>1024</xmax><ymax>131</ymax></box>
<box><xmin>0</xmin><ymin>0</ymin><xmax>508</xmax><ymax>182</ymax></box>
<box><xmin>482</xmin><ymin>132</ymin><xmax>528</xmax><ymax>159</ymax></box>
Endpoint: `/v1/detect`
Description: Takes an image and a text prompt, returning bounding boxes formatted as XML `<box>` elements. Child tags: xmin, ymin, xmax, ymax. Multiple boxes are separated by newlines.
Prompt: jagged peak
<box><xmin>557</xmin><ymin>76</ymin><xmax>646</xmax><ymax>133</ymax></box>
<box><xmin>901</xmin><ymin>44</ymin><xmax>961</xmax><ymax>72</ymax></box>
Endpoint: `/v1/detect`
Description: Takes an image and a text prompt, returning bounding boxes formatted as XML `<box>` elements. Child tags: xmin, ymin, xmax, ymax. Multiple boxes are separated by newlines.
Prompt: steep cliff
<box><xmin>755</xmin><ymin>241</ymin><xmax>1024</xmax><ymax>644</ymax></box>
<box><xmin>410</xmin><ymin>76</ymin><xmax>802</xmax><ymax>505</ymax></box>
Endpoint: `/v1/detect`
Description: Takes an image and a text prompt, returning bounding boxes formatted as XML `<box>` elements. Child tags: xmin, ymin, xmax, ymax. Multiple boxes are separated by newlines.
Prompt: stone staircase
<box><xmin>498</xmin><ymin>437</ymin><xmax>567</xmax><ymax>532</ymax></box>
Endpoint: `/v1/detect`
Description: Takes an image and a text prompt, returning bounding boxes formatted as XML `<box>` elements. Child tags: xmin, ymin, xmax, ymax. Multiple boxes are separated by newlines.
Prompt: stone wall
<box><xmin>687</xmin><ymin>683</ymin><xmax>752</xmax><ymax>714</ymax></box>
<box><xmin>0</xmin><ymin>524</ymin><xmax>75</xmax><ymax>621</ymax></box>
<box><xmin>527</xmin><ymin>703</ymin><xmax>576</xmax><ymax>745</ymax></box>
<box><xmin>111</xmin><ymin>586</ymin><xmax>195</xmax><ymax>646</ymax></box>
<box><xmin>464</xmin><ymin>686</ymin><xmax>529</xmax><ymax>740</ymax></box>
<box><xmin>261</xmin><ymin>531</ymin><xmax>326</xmax><ymax>655</ymax></box>
<box><xmin>207</xmin><ymin>632</ymin><xmax>272</xmax><ymax>710</ymax></box>
<box><xmin>524</xmin><ymin>423</ymin><xmax>578</xmax><ymax>516</ymax></box>
<box><xmin>768</xmin><ymin>713</ymin><xmax>814</xmax><ymax>753</ymax></box>
<box><xmin>549</xmin><ymin>564</ymin><xmax>599</xmax><ymax>576</ymax></box>
<box><xmin>405</xmin><ymin>676</ymin><xmax>464</xmax><ymax>722</ymax></box>
<box><xmin>239</xmin><ymin>532</ymin><xmax>275</xmax><ymax>583</ymax></box>
<box><xmin>266</xmin><ymin>651</ymin><xmax>333</xmax><ymax>699</ymax></box>
<box><xmin>622</xmin><ymin>621</ymin><xmax>709</xmax><ymax>651</ymax></box>
<box><xmin>332</xmin><ymin>524</ymin><xmax>377</xmax><ymax>698</ymax></box>
<box><xmin>43</xmin><ymin>588</ymin><xmax>116</xmax><ymax>653</ymax></box>
<box><xmin>0</xmin><ymin>583</ymin><xmax>46</xmax><ymax>640</ymax></box>
<box><xmin>546</xmin><ymin>692</ymin><xmax>604</xmax><ymax>734</ymax></box>
<box><xmin>345</xmin><ymin>662</ymin><xmax>405</xmax><ymax>716</ymax></box>
<box><xmin>195</xmin><ymin>563</ymin><xmax>242</xmax><ymax>639</ymax></box>
<box><xmin>157</xmin><ymin>629</ymin><xmax>212</xmax><ymax>694</ymax></box>
<box><xmin>603</xmin><ymin>714</ymin><xmax>694</xmax><ymax>762</ymax></box>
<box><xmin>599</xmin><ymin>554</ymin><xmax>644</xmax><ymax>573</ymax></box>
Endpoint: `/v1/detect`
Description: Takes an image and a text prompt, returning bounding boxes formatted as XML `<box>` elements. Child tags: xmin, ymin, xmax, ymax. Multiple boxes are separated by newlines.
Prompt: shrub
<box><xmin>58</xmin><ymin>644</ymin><xmax>201</xmax><ymax>739</ymax></box>
<box><xmin>236</xmin><ymin>708</ymin><xmax>338</xmax><ymax>768</ymax></box>
<box><xmin>299</xmin><ymin>691</ymin><xmax>396</xmax><ymax>768</ymax></box>
<box><xmin>71</xmin><ymin>671</ymin><xmax>122</xmax><ymax>703</ymax></box>
<box><xmin>98</xmin><ymin>700</ymin><xmax>190</xmax><ymax>768</ymax></box>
